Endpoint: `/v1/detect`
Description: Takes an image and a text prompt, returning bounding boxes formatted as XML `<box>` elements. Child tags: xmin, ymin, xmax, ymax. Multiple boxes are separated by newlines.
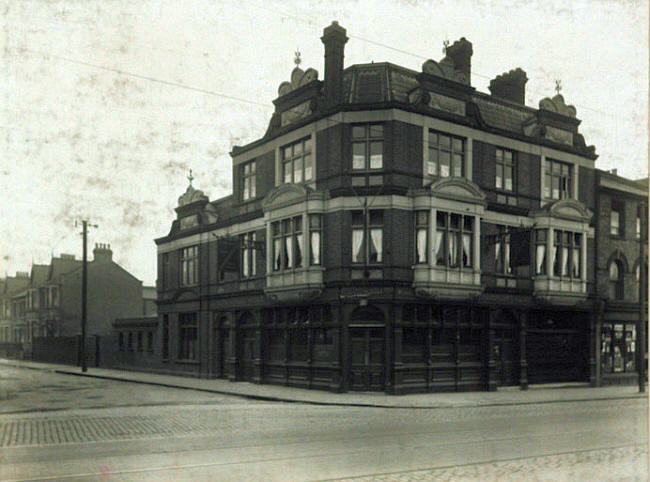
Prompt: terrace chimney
<box><xmin>93</xmin><ymin>243</ymin><xmax>113</xmax><ymax>264</ymax></box>
<box><xmin>321</xmin><ymin>21</ymin><xmax>348</xmax><ymax>108</ymax></box>
<box><xmin>489</xmin><ymin>68</ymin><xmax>528</xmax><ymax>105</ymax></box>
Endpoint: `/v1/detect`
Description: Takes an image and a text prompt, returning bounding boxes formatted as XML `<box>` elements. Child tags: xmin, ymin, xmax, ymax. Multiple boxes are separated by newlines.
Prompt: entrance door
<box><xmin>239</xmin><ymin>329</ymin><xmax>255</xmax><ymax>381</ymax></box>
<box><xmin>349</xmin><ymin>327</ymin><xmax>384</xmax><ymax>391</ymax></box>
<box><xmin>494</xmin><ymin>327</ymin><xmax>518</xmax><ymax>386</ymax></box>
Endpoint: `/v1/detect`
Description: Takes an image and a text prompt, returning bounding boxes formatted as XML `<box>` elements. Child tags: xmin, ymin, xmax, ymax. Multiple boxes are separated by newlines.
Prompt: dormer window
<box><xmin>242</xmin><ymin>160</ymin><xmax>256</xmax><ymax>201</ymax></box>
<box><xmin>427</xmin><ymin>130</ymin><xmax>465</xmax><ymax>179</ymax></box>
<box><xmin>282</xmin><ymin>137</ymin><xmax>312</xmax><ymax>184</ymax></box>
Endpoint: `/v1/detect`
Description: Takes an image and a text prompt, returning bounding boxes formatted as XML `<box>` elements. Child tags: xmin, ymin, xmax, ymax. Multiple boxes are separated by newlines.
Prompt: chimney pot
<box><xmin>444</xmin><ymin>37</ymin><xmax>473</xmax><ymax>81</ymax></box>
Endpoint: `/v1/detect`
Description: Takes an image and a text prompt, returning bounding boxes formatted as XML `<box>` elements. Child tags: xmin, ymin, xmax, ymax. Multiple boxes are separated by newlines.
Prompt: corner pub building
<box><xmin>154</xmin><ymin>22</ymin><xmax>618</xmax><ymax>394</ymax></box>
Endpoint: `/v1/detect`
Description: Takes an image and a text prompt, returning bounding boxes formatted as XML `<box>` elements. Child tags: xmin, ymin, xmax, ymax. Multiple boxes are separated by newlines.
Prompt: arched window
<box><xmin>609</xmin><ymin>260</ymin><xmax>624</xmax><ymax>300</ymax></box>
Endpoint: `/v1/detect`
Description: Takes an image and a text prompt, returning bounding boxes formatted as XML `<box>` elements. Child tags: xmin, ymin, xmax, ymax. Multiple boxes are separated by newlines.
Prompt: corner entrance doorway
<box><xmin>348</xmin><ymin>305</ymin><xmax>385</xmax><ymax>391</ymax></box>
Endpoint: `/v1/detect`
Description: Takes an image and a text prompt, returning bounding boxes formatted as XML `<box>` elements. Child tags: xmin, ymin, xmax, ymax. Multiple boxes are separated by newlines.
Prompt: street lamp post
<box><xmin>76</xmin><ymin>220</ymin><xmax>97</xmax><ymax>373</ymax></box>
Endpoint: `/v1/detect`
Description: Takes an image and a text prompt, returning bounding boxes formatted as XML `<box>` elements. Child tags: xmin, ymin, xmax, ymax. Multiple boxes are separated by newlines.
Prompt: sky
<box><xmin>1</xmin><ymin>0</ymin><xmax>648</xmax><ymax>286</ymax></box>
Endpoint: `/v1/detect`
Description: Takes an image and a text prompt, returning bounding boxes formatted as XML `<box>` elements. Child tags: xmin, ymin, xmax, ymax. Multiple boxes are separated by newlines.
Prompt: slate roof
<box><xmin>30</xmin><ymin>264</ymin><xmax>50</xmax><ymax>287</ymax></box>
<box><xmin>48</xmin><ymin>257</ymin><xmax>82</xmax><ymax>282</ymax></box>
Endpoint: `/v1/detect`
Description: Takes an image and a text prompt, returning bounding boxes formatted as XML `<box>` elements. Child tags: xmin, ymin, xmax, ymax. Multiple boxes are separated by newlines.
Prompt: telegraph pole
<box><xmin>638</xmin><ymin>203</ymin><xmax>646</xmax><ymax>393</ymax></box>
<box><xmin>76</xmin><ymin>220</ymin><xmax>97</xmax><ymax>372</ymax></box>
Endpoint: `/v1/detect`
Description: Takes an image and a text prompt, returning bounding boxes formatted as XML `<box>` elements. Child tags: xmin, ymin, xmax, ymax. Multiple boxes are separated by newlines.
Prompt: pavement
<box><xmin>0</xmin><ymin>358</ymin><xmax>646</xmax><ymax>409</ymax></box>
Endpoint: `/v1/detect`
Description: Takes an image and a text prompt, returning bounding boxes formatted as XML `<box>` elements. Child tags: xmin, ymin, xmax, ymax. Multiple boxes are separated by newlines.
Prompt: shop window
<box><xmin>290</xmin><ymin>327</ymin><xmax>309</xmax><ymax>361</ymax></box>
<box><xmin>435</xmin><ymin>212</ymin><xmax>473</xmax><ymax>268</ymax></box>
<box><xmin>352</xmin><ymin>210</ymin><xmax>383</xmax><ymax>264</ymax></box>
<box><xmin>147</xmin><ymin>331</ymin><xmax>154</xmax><ymax>352</ymax></box>
<box><xmin>282</xmin><ymin>137</ymin><xmax>312</xmax><ymax>184</ymax></box>
<box><xmin>266</xmin><ymin>328</ymin><xmax>285</xmax><ymax>361</ymax></box>
<box><xmin>178</xmin><ymin>313</ymin><xmax>198</xmax><ymax>360</ymax></box>
<box><xmin>402</xmin><ymin>327</ymin><xmax>426</xmax><ymax>363</ymax></box>
<box><xmin>609</xmin><ymin>260</ymin><xmax>624</xmax><ymax>300</ymax></box>
<box><xmin>427</xmin><ymin>130</ymin><xmax>465</xmax><ymax>178</ymax></box>
<box><xmin>137</xmin><ymin>332</ymin><xmax>143</xmax><ymax>352</ymax></box>
<box><xmin>601</xmin><ymin>323</ymin><xmax>636</xmax><ymax>373</ymax></box>
<box><xmin>127</xmin><ymin>332</ymin><xmax>133</xmax><ymax>351</ymax></box>
<box><xmin>118</xmin><ymin>332</ymin><xmax>124</xmax><ymax>351</ymax></box>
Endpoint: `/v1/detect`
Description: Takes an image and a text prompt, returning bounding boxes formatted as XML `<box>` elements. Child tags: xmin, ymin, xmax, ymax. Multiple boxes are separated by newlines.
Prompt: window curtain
<box><xmin>274</xmin><ymin>239</ymin><xmax>282</xmax><ymax>270</ymax></box>
<box><xmin>535</xmin><ymin>245</ymin><xmax>546</xmax><ymax>274</ymax></box>
<box><xmin>462</xmin><ymin>233</ymin><xmax>471</xmax><ymax>267</ymax></box>
<box><xmin>295</xmin><ymin>233</ymin><xmax>303</xmax><ymax>267</ymax></box>
<box><xmin>435</xmin><ymin>230</ymin><xmax>445</xmax><ymax>265</ymax></box>
<box><xmin>449</xmin><ymin>233</ymin><xmax>458</xmax><ymax>267</ymax></box>
<box><xmin>416</xmin><ymin>229</ymin><xmax>427</xmax><ymax>263</ymax></box>
<box><xmin>572</xmin><ymin>247</ymin><xmax>580</xmax><ymax>278</ymax></box>
<box><xmin>370</xmin><ymin>228</ymin><xmax>383</xmax><ymax>262</ymax></box>
<box><xmin>504</xmin><ymin>238</ymin><xmax>511</xmax><ymax>274</ymax></box>
<box><xmin>310</xmin><ymin>231</ymin><xmax>321</xmax><ymax>265</ymax></box>
<box><xmin>352</xmin><ymin>229</ymin><xmax>364</xmax><ymax>263</ymax></box>
<box><xmin>552</xmin><ymin>245</ymin><xmax>559</xmax><ymax>275</ymax></box>
<box><xmin>285</xmin><ymin>236</ymin><xmax>293</xmax><ymax>268</ymax></box>
<box><xmin>561</xmin><ymin>246</ymin><xmax>569</xmax><ymax>276</ymax></box>
<box><xmin>242</xmin><ymin>246</ymin><xmax>249</xmax><ymax>277</ymax></box>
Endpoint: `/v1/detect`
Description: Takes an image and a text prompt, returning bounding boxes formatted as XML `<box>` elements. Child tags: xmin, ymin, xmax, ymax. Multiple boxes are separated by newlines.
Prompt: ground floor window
<box><xmin>601</xmin><ymin>323</ymin><xmax>636</xmax><ymax>373</ymax></box>
<box><xmin>179</xmin><ymin>313</ymin><xmax>198</xmax><ymax>360</ymax></box>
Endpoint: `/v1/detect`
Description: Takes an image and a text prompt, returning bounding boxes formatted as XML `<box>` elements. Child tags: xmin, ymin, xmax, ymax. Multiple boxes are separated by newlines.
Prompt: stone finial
<box><xmin>539</xmin><ymin>93</ymin><xmax>577</xmax><ymax>118</ymax></box>
<box><xmin>278</xmin><ymin>65</ymin><xmax>319</xmax><ymax>97</ymax></box>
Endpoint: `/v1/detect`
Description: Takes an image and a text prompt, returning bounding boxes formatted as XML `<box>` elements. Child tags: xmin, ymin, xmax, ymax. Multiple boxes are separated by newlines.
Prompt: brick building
<box><xmin>152</xmin><ymin>22</ymin><xmax>646</xmax><ymax>393</ymax></box>
<box><xmin>0</xmin><ymin>244</ymin><xmax>152</xmax><ymax>359</ymax></box>
<box><xmin>594</xmin><ymin>171</ymin><xmax>647</xmax><ymax>385</ymax></box>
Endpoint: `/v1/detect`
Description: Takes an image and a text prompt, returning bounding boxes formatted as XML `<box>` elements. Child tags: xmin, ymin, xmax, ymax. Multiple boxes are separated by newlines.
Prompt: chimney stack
<box><xmin>93</xmin><ymin>242</ymin><xmax>113</xmax><ymax>264</ymax></box>
<box><xmin>444</xmin><ymin>38</ymin><xmax>473</xmax><ymax>81</ymax></box>
<box><xmin>488</xmin><ymin>68</ymin><xmax>528</xmax><ymax>105</ymax></box>
<box><xmin>321</xmin><ymin>21</ymin><xmax>348</xmax><ymax>108</ymax></box>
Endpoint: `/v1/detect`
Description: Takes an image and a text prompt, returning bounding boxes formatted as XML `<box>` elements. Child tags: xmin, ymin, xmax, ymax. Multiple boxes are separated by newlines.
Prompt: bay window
<box><xmin>415</xmin><ymin>211</ymin><xmax>429</xmax><ymax>264</ymax></box>
<box><xmin>309</xmin><ymin>214</ymin><xmax>322</xmax><ymax>265</ymax></box>
<box><xmin>435</xmin><ymin>211</ymin><xmax>473</xmax><ymax>268</ymax></box>
<box><xmin>352</xmin><ymin>210</ymin><xmax>383</xmax><ymax>264</ymax></box>
<box><xmin>552</xmin><ymin>230</ymin><xmax>581</xmax><ymax>278</ymax></box>
<box><xmin>535</xmin><ymin>229</ymin><xmax>547</xmax><ymax>275</ymax></box>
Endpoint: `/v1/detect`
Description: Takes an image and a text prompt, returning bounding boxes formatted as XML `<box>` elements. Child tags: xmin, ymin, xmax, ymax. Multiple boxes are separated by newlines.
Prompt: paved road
<box><xmin>0</xmin><ymin>366</ymin><xmax>647</xmax><ymax>481</ymax></box>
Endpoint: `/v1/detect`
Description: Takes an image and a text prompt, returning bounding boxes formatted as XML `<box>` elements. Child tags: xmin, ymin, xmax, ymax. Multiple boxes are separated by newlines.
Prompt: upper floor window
<box><xmin>415</xmin><ymin>211</ymin><xmax>429</xmax><ymax>264</ymax></box>
<box><xmin>636</xmin><ymin>212</ymin><xmax>642</xmax><ymax>239</ymax></box>
<box><xmin>180</xmin><ymin>246</ymin><xmax>198</xmax><ymax>286</ymax></box>
<box><xmin>352</xmin><ymin>124</ymin><xmax>383</xmax><ymax>171</ymax></box>
<box><xmin>282</xmin><ymin>138</ymin><xmax>312</xmax><ymax>184</ymax></box>
<box><xmin>435</xmin><ymin>212</ymin><xmax>473</xmax><ymax>269</ymax></box>
<box><xmin>611</xmin><ymin>202</ymin><xmax>623</xmax><ymax>236</ymax></box>
<box><xmin>543</xmin><ymin>159</ymin><xmax>572</xmax><ymax>200</ymax></box>
<box><xmin>427</xmin><ymin>131</ymin><xmax>465</xmax><ymax>178</ymax></box>
<box><xmin>609</xmin><ymin>260</ymin><xmax>624</xmax><ymax>300</ymax></box>
<box><xmin>495</xmin><ymin>148</ymin><xmax>515</xmax><ymax>191</ymax></box>
<box><xmin>242</xmin><ymin>160</ymin><xmax>256</xmax><ymax>201</ymax></box>
<box><xmin>161</xmin><ymin>252</ymin><xmax>170</xmax><ymax>289</ymax></box>
<box><xmin>241</xmin><ymin>232</ymin><xmax>257</xmax><ymax>279</ymax></box>
<box><xmin>495</xmin><ymin>225</ymin><xmax>513</xmax><ymax>275</ymax></box>
<box><xmin>272</xmin><ymin>217</ymin><xmax>303</xmax><ymax>271</ymax></box>
<box><xmin>552</xmin><ymin>230</ymin><xmax>582</xmax><ymax>278</ymax></box>
<box><xmin>535</xmin><ymin>229</ymin><xmax>547</xmax><ymax>275</ymax></box>
<box><xmin>352</xmin><ymin>210</ymin><xmax>383</xmax><ymax>264</ymax></box>
<box><xmin>309</xmin><ymin>214</ymin><xmax>322</xmax><ymax>266</ymax></box>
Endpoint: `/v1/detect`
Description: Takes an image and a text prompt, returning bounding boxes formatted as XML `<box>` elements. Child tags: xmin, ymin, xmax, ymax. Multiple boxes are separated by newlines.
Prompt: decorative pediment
<box><xmin>429</xmin><ymin>177</ymin><xmax>487</xmax><ymax>205</ymax></box>
<box><xmin>262</xmin><ymin>183</ymin><xmax>311</xmax><ymax>212</ymax></box>
<box><xmin>421</xmin><ymin>59</ymin><xmax>468</xmax><ymax>84</ymax></box>
<box><xmin>539</xmin><ymin>94</ymin><xmax>577</xmax><ymax>118</ymax></box>
<box><xmin>178</xmin><ymin>185</ymin><xmax>208</xmax><ymax>207</ymax></box>
<box><xmin>278</xmin><ymin>67</ymin><xmax>319</xmax><ymax>97</ymax></box>
<box><xmin>532</xmin><ymin>198</ymin><xmax>592</xmax><ymax>222</ymax></box>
